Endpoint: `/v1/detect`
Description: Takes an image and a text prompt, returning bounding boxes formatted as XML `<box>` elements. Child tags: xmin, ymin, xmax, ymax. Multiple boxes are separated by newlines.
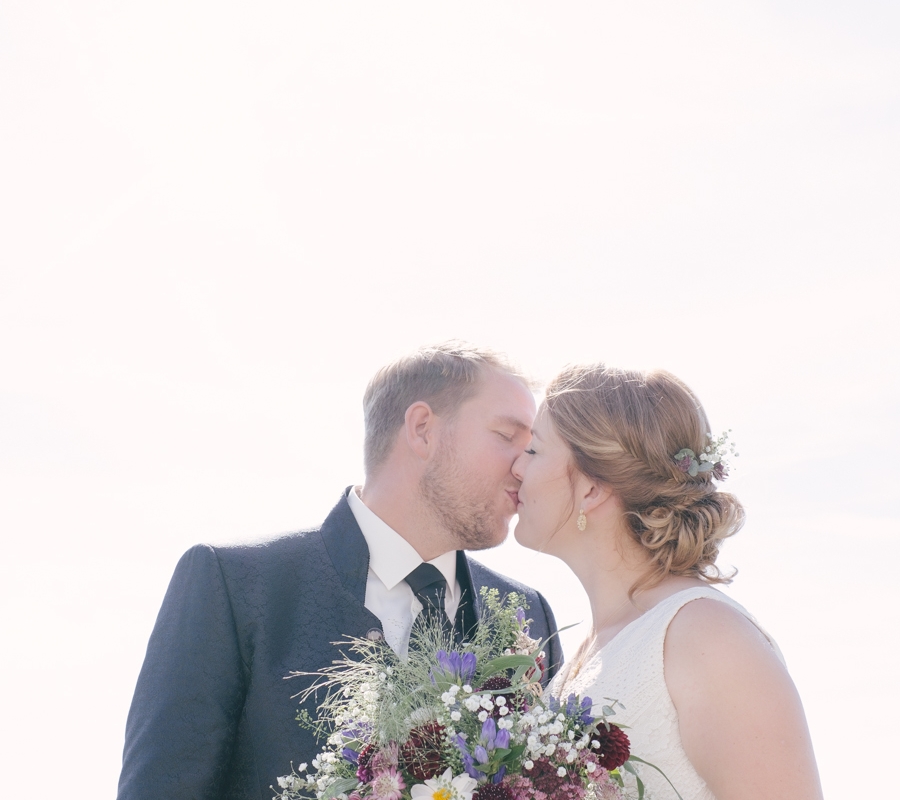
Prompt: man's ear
<box><xmin>580</xmin><ymin>479</ymin><xmax>613</xmax><ymax>513</ymax></box>
<box><xmin>404</xmin><ymin>401</ymin><xmax>437</xmax><ymax>460</ymax></box>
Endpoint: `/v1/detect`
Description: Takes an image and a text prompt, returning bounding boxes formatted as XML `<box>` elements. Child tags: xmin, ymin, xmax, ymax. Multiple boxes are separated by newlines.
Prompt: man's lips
<box><xmin>507</xmin><ymin>490</ymin><xmax>519</xmax><ymax>507</ymax></box>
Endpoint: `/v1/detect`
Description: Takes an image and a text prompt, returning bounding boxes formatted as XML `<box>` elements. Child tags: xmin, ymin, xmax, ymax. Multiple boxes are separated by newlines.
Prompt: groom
<box><xmin>118</xmin><ymin>342</ymin><xmax>562</xmax><ymax>800</ymax></box>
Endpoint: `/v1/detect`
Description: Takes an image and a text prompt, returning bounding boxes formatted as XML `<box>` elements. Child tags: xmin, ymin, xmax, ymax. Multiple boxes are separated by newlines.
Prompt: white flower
<box><xmin>557</xmin><ymin>766</ymin><xmax>567</xmax><ymax>777</ymax></box>
<box><xmin>478</xmin><ymin>710</ymin><xmax>489</xmax><ymax>722</ymax></box>
<box><xmin>524</xmin><ymin>760</ymin><xmax>534</xmax><ymax>770</ymax></box>
<box><xmin>450</xmin><ymin>710</ymin><xmax>461</xmax><ymax>721</ymax></box>
<box><xmin>410</xmin><ymin>767</ymin><xmax>478</xmax><ymax>800</ymax></box>
<box><xmin>462</xmin><ymin>684</ymin><xmax>472</xmax><ymax>693</ymax></box>
<box><xmin>586</xmin><ymin>762</ymin><xmax>597</xmax><ymax>773</ymax></box>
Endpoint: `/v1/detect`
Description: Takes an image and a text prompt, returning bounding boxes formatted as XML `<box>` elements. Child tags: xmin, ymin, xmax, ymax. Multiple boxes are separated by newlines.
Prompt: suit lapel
<box><xmin>319</xmin><ymin>488</ymin><xmax>383</xmax><ymax>637</ymax></box>
<box><xmin>455</xmin><ymin>550</ymin><xmax>482</xmax><ymax>643</ymax></box>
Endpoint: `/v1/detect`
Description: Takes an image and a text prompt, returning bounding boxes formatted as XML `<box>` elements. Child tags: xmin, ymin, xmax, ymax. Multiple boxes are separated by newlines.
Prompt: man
<box><xmin>118</xmin><ymin>342</ymin><xmax>561</xmax><ymax>800</ymax></box>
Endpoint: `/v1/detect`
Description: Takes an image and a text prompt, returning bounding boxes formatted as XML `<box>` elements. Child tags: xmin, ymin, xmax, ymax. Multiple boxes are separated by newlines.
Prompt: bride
<box><xmin>512</xmin><ymin>363</ymin><xmax>823</xmax><ymax>800</ymax></box>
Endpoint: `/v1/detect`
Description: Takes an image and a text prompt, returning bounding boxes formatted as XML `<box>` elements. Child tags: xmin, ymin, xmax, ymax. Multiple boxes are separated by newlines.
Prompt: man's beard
<box><xmin>419</xmin><ymin>438</ymin><xmax>509</xmax><ymax>551</ymax></box>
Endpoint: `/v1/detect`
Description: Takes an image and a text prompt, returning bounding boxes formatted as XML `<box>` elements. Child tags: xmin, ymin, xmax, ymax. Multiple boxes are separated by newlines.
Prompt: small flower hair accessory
<box><xmin>674</xmin><ymin>430</ymin><xmax>738</xmax><ymax>480</ymax></box>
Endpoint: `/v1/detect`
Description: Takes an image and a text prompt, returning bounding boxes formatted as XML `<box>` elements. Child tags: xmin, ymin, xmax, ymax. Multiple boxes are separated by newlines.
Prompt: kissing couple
<box><xmin>118</xmin><ymin>341</ymin><xmax>823</xmax><ymax>800</ymax></box>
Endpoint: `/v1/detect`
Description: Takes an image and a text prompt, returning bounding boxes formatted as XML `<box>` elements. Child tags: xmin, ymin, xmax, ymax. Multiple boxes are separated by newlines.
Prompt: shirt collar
<box><xmin>348</xmin><ymin>486</ymin><xmax>458</xmax><ymax>596</ymax></box>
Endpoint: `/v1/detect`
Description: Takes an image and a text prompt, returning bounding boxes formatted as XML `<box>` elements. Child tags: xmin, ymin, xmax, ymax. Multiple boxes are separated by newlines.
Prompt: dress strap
<box><xmin>652</xmin><ymin>587</ymin><xmax>785</xmax><ymax>665</ymax></box>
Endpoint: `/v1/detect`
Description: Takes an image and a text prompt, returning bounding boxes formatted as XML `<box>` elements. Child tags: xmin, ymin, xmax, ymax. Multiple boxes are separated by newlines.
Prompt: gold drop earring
<box><xmin>577</xmin><ymin>509</ymin><xmax>587</xmax><ymax>531</ymax></box>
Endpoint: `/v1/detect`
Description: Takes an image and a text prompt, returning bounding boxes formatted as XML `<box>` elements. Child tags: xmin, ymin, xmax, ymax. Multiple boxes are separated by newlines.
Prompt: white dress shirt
<box><xmin>347</xmin><ymin>486</ymin><xmax>460</xmax><ymax>657</ymax></box>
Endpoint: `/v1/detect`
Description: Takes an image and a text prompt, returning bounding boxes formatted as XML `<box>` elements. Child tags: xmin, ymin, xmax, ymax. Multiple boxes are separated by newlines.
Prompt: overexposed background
<box><xmin>2</xmin><ymin>2</ymin><xmax>898</xmax><ymax>796</ymax></box>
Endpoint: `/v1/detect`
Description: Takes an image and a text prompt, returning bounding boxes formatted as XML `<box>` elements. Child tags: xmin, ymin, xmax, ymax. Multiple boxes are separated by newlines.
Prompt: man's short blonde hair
<box><xmin>363</xmin><ymin>341</ymin><xmax>530</xmax><ymax>475</ymax></box>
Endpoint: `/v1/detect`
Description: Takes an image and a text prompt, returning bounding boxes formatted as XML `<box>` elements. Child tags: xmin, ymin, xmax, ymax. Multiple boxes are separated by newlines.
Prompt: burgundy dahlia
<box><xmin>400</xmin><ymin>722</ymin><xmax>447</xmax><ymax>781</ymax></box>
<box><xmin>473</xmin><ymin>783</ymin><xmax>514</xmax><ymax>800</ymax></box>
<box><xmin>590</xmin><ymin>724</ymin><xmax>631</xmax><ymax>770</ymax></box>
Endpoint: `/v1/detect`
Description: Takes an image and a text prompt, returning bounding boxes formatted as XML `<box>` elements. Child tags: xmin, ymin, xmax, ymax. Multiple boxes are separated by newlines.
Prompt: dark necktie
<box><xmin>405</xmin><ymin>562</ymin><xmax>454</xmax><ymax>641</ymax></box>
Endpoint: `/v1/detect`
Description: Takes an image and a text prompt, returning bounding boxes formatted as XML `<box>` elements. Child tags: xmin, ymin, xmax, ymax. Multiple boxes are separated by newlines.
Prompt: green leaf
<box><xmin>479</xmin><ymin>654</ymin><xmax>537</xmax><ymax>677</ymax></box>
<box><xmin>321</xmin><ymin>777</ymin><xmax>359</xmax><ymax>800</ymax></box>
<box><xmin>627</xmin><ymin>756</ymin><xmax>686</xmax><ymax>800</ymax></box>
<box><xmin>505</xmin><ymin>744</ymin><xmax>526</xmax><ymax>760</ymax></box>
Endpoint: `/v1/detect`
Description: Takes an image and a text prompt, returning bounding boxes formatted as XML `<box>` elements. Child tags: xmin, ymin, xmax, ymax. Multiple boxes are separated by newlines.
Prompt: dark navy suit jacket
<box><xmin>118</xmin><ymin>489</ymin><xmax>562</xmax><ymax>800</ymax></box>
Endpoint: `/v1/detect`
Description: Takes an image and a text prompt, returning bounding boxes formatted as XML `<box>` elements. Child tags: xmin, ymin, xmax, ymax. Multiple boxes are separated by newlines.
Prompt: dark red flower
<box><xmin>356</xmin><ymin>743</ymin><xmax>375</xmax><ymax>783</ymax></box>
<box><xmin>589</xmin><ymin>724</ymin><xmax>631</xmax><ymax>770</ymax></box>
<box><xmin>400</xmin><ymin>722</ymin><xmax>447</xmax><ymax>781</ymax></box>
<box><xmin>476</xmin><ymin>676</ymin><xmax>524</xmax><ymax>717</ymax></box>
<box><xmin>473</xmin><ymin>783</ymin><xmax>514</xmax><ymax>800</ymax></box>
<box><xmin>527</xmin><ymin>757</ymin><xmax>571</xmax><ymax>794</ymax></box>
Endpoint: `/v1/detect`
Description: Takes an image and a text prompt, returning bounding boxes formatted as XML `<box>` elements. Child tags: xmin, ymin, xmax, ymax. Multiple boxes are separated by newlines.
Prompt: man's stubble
<box><xmin>419</xmin><ymin>434</ymin><xmax>508</xmax><ymax>552</ymax></box>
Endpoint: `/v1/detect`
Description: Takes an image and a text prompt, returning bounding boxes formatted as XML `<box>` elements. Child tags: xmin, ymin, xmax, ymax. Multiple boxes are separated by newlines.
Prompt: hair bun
<box><xmin>630</xmin><ymin>490</ymin><xmax>744</xmax><ymax>585</ymax></box>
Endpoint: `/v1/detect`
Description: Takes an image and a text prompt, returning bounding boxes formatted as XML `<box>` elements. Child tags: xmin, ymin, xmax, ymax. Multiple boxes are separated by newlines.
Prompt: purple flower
<box><xmin>431</xmin><ymin>650</ymin><xmax>477</xmax><ymax>684</ymax></box>
<box><xmin>452</xmin><ymin>732</ymin><xmax>484</xmax><ymax>779</ymax></box>
<box><xmin>579</xmin><ymin>696</ymin><xmax>594</xmax><ymax>725</ymax></box>
<box><xmin>479</xmin><ymin>717</ymin><xmax>510</xmax><ymax>752</ymax></box>
<box><xmin>713</xmin><ymin>462</ymin><xmax>728</xmax><ymax>480</ymax></box>
<box><xmin>454</xmin><ymin>719</ymin><xmax>515</xmax><ymax>783</ymax></box>
<box><xmin>342</xmin><ymin>746</ymin><xmax>360</xmax><ymax>764</ymax></box>
<box><xmin>515</xmin><ymin>607</ymin><xmax>530</xmax><ymax>635</ymax></box>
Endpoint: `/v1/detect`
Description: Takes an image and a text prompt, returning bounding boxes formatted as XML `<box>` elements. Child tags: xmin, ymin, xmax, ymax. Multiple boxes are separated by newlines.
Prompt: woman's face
<box><xmin>512</xmin><ymin>404</ymin><xmax>578</xmax><ymax>554</ymax></box>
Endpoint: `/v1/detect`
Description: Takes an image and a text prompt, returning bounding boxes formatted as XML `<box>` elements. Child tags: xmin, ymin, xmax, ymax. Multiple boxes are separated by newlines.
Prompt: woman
<box><xmin>512</xmin><ymin>364</ymin><xmax>823</xmax><ymax>800</ymax></box>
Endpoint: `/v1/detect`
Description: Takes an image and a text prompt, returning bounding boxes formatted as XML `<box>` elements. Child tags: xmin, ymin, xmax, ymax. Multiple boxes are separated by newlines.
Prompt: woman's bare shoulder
<box><xmin>663</xmin><ymin>596</ymin><xmax>786</xmax><ymax>697</ymax></box>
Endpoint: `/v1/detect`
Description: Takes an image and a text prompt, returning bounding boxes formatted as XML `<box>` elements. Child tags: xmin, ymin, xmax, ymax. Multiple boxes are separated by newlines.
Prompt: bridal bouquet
<box><xmin>274</xmin><ymin>589</ymin><xmax>656</xmax><ymax>800</ymax></box>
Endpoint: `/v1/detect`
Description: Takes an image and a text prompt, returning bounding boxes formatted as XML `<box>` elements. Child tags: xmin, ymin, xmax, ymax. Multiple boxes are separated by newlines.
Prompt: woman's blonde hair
<box><xmin>545</xmin><ymin>363</ymin><xmax>744</xmax><ymax>593</ymax></box>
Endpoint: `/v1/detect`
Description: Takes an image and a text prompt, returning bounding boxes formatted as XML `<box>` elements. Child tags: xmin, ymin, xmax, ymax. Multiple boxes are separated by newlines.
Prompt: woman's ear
<box><xmin>580</xmin><ymin>479</ymin><xmax>613</xmax><ymax>513</ymax></box>
<box><xmin>404</xmin><ymin>401</ymin><xmax>437</xmax><ymax>460</ymax></box>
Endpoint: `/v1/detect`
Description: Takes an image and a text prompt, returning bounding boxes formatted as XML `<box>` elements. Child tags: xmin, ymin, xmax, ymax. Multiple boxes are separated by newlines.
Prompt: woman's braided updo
<box><xmin>545</xmin><ymin>363</ymin><xmax>744</xmax><ymax>592</ymax></box>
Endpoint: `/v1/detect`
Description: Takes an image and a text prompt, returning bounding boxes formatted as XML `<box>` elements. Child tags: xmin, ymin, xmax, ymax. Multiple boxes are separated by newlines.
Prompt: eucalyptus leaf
<box><xmin>321</xmin><ymin>777</ymin><xmax>359</xmax><ymax>800</ymax></box>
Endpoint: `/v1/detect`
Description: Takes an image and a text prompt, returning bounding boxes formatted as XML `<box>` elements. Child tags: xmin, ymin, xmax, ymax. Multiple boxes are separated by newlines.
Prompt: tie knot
<box><xmin>404</xmin><ymin>563</ymin><xmax>447</xmax><ymax>596</ymax></box>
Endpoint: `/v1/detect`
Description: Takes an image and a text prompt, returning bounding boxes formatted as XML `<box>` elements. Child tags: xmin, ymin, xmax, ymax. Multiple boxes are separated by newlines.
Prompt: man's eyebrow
<box><xmin>494</xmin><ymin>415</ymin><xmax>531</xmax><ymax>432</ymax></box>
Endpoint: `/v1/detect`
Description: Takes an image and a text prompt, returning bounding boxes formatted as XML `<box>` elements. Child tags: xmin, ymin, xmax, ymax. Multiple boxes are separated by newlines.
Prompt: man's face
<box><xmin>420</xmin><ymin>371</ymin><xmax>536</xmax><ymax>550</ymax></box>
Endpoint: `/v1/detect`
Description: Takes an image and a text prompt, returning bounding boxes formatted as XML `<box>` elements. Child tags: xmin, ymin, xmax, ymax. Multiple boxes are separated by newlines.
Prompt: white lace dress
<box><xmin>548</xmin><ymin>587</ymin><xmax>783</xmax><ymax>800</ymax></box>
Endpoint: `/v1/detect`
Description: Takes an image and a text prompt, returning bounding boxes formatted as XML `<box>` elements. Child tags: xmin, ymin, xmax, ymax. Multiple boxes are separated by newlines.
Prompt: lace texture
<box><xmin>548</xmin><ymin>587</ymin><xmax>783</xmax><ymax>800</ymax></box>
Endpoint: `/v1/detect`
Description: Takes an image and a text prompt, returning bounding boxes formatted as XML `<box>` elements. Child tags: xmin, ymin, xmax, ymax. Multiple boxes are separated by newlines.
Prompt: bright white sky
<box><xmin>2</xmin><ymin>2</ymin><xmax>898</xmax><ymax>797</ymax></box>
